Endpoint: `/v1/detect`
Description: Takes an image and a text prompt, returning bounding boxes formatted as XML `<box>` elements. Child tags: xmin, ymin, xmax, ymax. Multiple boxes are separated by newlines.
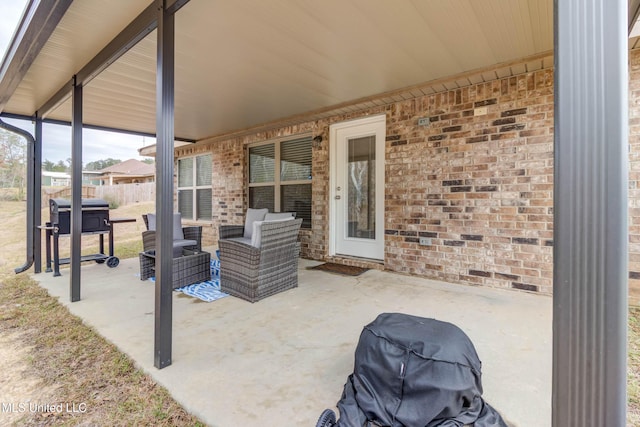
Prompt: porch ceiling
<box><xmin>1</xmin><ymin>0</ymin><xmax>554</xmax><ymax>141</ymax></box>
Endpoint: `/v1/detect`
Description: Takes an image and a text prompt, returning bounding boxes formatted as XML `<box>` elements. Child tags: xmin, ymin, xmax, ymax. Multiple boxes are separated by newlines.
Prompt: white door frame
<box><xmin>329</xmin><ymin>114</ymin><xmax>386</xmax><ymax>260</ymax></box>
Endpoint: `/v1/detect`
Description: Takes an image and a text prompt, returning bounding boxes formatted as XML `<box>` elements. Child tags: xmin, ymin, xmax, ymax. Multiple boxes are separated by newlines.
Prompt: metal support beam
<box><xmin>154</xmin><ymin>0</ymin><xmax>176</xmax><ymax>369</ymax></box>
<box><xmin>553</xmin><ymin>0</ymin><xmax>628</xmax><ymax>425</ymax></box>
<box><xmin>0</xmin><ymin>0</ymin><xmax>72</xmax><ymax>113</ymax></box>
<box><xmin>165</xmin><ymin>0</ymin><xmax>192</xmax><ymax>15</ymax></box>
<box><xmin>70</xmin><ymin>77</ymin><xmax>82</xmax><ymax>302</ymax></box>
<box><xmin>0</xmin><ymin>112</ymin><xmax>195</xmax><ymax>144</ymax></box>
<box><xmin>34</xmin><ymin>114</ymin><xmax>43</xmax><ymax>273</ymax></box>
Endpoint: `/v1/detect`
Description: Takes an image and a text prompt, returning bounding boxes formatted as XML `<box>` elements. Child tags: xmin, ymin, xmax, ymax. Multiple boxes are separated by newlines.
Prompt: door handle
<box><xmin>335</xmin><ymin>195</ymin><xmax>341</xmax><ymax>200</ymax></box>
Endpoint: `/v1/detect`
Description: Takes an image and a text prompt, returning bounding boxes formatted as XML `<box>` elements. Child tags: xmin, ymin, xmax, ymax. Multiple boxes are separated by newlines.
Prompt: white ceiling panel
<box><xmin>2</xmin><ymin>0</ymin><xmax>554</xmax><ymax>141</ymax></box>
<box><xmin>4</xmin><ymin>0</ymin><xmax>150</xmax><ymax>116</ymax></box>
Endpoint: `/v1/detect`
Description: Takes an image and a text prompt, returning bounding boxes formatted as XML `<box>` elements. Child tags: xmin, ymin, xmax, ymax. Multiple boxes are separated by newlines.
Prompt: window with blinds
<box><xmin>178</xmin><ymin>154</ymin><xmax>212</xmax><ymax>221</ymax></box>
<box><xmin>281</xmin><ymin>138</ymin><xmax>312</xmax><ymax>181</ymax></box>
<box><xmin>248</xmin><ymin>136</ymin><xmax>312</xmax><ymax>228</ymax></box>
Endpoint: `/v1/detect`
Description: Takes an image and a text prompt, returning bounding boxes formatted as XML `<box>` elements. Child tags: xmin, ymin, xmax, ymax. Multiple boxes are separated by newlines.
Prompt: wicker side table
<box><xmin>139</xmin><ymin>249</ymin><xmax>211</xmax><ymax>289</ymax></box>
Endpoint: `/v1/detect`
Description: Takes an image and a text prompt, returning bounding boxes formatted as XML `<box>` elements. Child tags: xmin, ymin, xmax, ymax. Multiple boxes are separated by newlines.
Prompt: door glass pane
<box><xmin>347</xmin><ymin>135</ymin><xmax>375</xmax><ymax>239</ymax></box>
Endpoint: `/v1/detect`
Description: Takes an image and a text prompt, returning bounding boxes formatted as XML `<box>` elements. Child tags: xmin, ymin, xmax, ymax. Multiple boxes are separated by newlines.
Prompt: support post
<box><xmin>34</xmin><ymin>114</ymin><xmax>42</xmax><ymax>273</ymax></box>
<box><xmin>154</xmin><ymin>0</ymin><xmax>175</xmax><ymax>369</ymax></box>
<box><xmin>553</xmin><ymin>0</ymin><xmax>628</xmax><ymax>425</ymax></box>
<box><xmin>70</xmin><ymin>76</ymin><xmax>83</xmax><ymax>302</ymax></box>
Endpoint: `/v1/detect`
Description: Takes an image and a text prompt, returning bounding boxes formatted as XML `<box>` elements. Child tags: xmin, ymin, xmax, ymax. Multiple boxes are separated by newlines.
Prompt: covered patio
<box><xmin>33</xmin><ymin>256</ymin><xmax>551</xmax><ymax>426</ymax></box>
<box><xmin>0</xmin><ymin>0</ymin><xmax>634</xmax><ymax>424</ymax></box>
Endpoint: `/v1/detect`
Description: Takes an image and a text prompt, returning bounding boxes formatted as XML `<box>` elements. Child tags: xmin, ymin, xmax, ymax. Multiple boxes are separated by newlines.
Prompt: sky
<box><xmin>0</xmin><ymin>0</ymin><xmax>154</xmax><ymax>165</ymax></box>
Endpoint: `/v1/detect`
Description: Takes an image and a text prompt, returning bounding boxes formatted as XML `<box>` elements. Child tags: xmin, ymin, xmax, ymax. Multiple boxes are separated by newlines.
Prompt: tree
<box><xmin>85</xmin><ymin>158</ymin><xmax>121</xmax><ymax>171</ymax></box>
<box><xmin>42</xmin><ymin>159</ymin><xmax>55</xmax><ymax>171</ymax></box>
<box><xmin>42</xmin><ymin>158</ymin><xmax>70</xmax><ymax>172</ymax></box>
<box><xmin>0</xmin><ymin>128</ymin><xmax>27</xmax><ymax>195</ymax></box>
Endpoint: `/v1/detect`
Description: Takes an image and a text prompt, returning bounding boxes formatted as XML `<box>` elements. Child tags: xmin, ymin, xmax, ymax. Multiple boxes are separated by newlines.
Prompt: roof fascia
<box><xmin>0</xmin><ymin>0</ymin><xmax>73</xmax><ymax>113</ymax></box>
<box><xmin>38</xmin><ymin>2</ymin><xmax>158</xmax><ymax>118</ymax></box>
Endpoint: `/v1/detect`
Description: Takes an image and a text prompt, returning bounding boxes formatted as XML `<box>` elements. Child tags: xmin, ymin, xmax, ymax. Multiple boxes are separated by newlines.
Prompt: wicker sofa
<box><xmin>142</xmin><ymin>213</ymin><xmax>202</xmax><ymax>257</ymax></box>
<box><xmin>218</xmin><ymin>217</ymin><xmax>302</xmax><ymax>303</ymax></box>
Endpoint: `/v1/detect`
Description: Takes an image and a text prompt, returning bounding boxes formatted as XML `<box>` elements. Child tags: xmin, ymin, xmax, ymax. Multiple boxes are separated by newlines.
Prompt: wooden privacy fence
<box><xmin>95</xmin><ymin>182</ymin><xmax>155</xmax><ymax>206</ymax></box>
<box><xmin>42</xmin><ymin>182</ymin><xmax>155</xmax><ymax>206</ymax></box>
<box><xmin>43</xmin><ymin>186</ymin><xmax>95</xmax><ymax>205</ymax></box>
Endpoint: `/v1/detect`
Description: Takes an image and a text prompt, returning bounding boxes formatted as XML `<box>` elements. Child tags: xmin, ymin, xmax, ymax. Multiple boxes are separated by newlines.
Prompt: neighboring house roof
<box><xmin>98</xmin><ymin>159</ymin><xmax>154</xmax><ymax>176</ymax></box>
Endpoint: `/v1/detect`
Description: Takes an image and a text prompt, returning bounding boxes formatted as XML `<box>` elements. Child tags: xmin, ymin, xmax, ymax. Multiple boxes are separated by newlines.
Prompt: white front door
<box><xmin>330</xmin><ymin>115</ymin><xmax>385</xmax><ymax>260</ymax></box>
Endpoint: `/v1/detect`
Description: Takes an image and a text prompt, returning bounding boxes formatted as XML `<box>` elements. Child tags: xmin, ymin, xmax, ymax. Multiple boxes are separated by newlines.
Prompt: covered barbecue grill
<box><xmin>317</xmin><ymin>313</ymin><xmax>508</xmax><ymax>427</ymax></box>
<box><xmin>45</xmin><ymin>198</ymin><xmax>131</xmax><ymax>276</ymax></box>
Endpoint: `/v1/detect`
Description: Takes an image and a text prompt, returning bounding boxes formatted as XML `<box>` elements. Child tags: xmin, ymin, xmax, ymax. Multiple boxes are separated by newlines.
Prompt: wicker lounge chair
<box><xmin>142</xmin><ymin>213</ymin><xmax>202</xmax><ymax>257</ymax></box>
<box><xmin>218</xmin><ymin>217</ymin><xmax>302</xmax><ymax>303</ymax></box>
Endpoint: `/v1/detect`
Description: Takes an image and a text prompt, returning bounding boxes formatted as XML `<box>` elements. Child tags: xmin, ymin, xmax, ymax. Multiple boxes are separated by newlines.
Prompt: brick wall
<box><xmin>383</xmin><ymin>70</ymin><xmax>555</xmax><ymax>294</ymax></box>
<box><xmin>180</xmin><ymin>50</ymin><xmax>640</xmax><ymax>303</ymax></box>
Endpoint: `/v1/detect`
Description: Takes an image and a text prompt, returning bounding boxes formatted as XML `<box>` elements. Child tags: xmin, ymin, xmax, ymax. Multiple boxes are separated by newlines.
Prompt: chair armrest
<box><xmin>218</xmin><ymin>238</ymin><xmax>261</xmax><ymax>267</ymax></box>
<box><xmin>143</xmin><ymin>227</ymin><xmax>202</xmax><ymax>252</ymax></box>
<box><xmin>257</xmin><ymin>218</ymin><xmax>302</xmax><ymax>264</ymax></box>
<box><xmin>219</xmin><ymin>225</ymin><xmax>244</xmax><ymax>239</ymax></box>
<box><xmin>142</xmin><ymin>230</ymin><xmax>156</xmax><ymax>252</ymax></box>
<box><xmin>183</xmin><ymin>226</ymin><xmax>202</xmax><ymax>250</ymax></box>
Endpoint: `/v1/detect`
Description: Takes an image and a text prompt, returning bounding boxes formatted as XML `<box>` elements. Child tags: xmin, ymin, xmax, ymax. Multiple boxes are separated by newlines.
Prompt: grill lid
<box><xmin>50</xmin><ymin>198</ymin><xmax>110</xmax><ymax>211</ymax></box>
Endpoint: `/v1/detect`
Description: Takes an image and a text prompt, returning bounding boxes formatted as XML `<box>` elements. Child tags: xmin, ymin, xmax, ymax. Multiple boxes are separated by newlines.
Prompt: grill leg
<box><xmin>108</xmin><ymin>224</ymin><xmax>114</xmax><ymax>257</ymax></box>
<box><xmin>99</xmin><ymin>233</ymin><xmax>105</xmax><ymax>256</ymax></box>
<box><xmin>45</xmin><ymin>222</ymin><xmax>52</xmax><ymax>273</ymax></box>
<box><xmin>53</xmin><ymin>225</ymin><xmax>61</xmax><ymax>277</ymax></box>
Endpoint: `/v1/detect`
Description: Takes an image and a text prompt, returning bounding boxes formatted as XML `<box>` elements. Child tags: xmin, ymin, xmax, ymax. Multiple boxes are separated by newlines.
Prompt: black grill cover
<box><xmin>335</xmin><ymin>313</ymin><xmax>507</xmax><ymax>427</ymax></box>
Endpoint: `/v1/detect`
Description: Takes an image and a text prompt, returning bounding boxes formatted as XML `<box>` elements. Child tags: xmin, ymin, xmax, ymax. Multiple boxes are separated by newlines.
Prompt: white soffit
<box><xmin>3</xmin><ymin>0</ymin><xmax>554</xmax><ymax>141</ymax></box>
<box><xmin>3</xmin><ymin>0</ymin><xmax>150</xmax><ymax>117</ymax></box>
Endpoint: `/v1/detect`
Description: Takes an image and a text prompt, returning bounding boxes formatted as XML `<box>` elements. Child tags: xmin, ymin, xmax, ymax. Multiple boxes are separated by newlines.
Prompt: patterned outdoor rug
<box><xmin>175</xmin><ymin>258</ymin><xmax>227</xmax><ymax>302</ymax></box>
<box><xmin>175</xmin><ymin>279</ymin><xmax>228</xmax><ymax>302</ymax></box>
<box><xmin>309</xmin><ymin>262</ymin><xmax>369</xmax><ymax>276</ymax></box>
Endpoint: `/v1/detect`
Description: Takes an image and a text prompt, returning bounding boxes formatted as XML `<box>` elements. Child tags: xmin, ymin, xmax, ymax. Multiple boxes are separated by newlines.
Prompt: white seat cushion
<box><xmin>243</xmin><ymin>208</ymin><xmax>268</xmax><ymax>239</ymax></box>
<box><xmin>172</xmin><ymin>239</ymin><xmax>197</xmax><ymax>257</ymax></box>
<box><xmin>173</xmin><ymin>213</ymin><xmax>184</xmax><ymax>240</ymax></box>
<box><xmin>264</xmin><ymin>212</ymin><xmax>295</xmax><ymax>221</ymax></box>
<box><xmin>147</xmin><ymin>213</ymin><xmax>184</xmax><ymax>240</ymax></box>
<box><xmin>147</xmin><ymin>213</ymin><xmax>156</xmax><ymax>230</ymax></box>
<box><xmin>227</xmin><ymin>237</ymin><xmax>252</xmax><ymax>246</ymax></box>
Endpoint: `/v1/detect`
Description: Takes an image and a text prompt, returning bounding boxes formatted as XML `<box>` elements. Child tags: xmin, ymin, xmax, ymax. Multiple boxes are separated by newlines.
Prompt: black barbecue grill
<box><xmin>50</xmin><ymin>198</ymin><xmax>110</xmax><ymax>235</ymax></box>
<box><xmin>45</xmin><ymin>198</ymin><xmax>134</xmax><ymax>276</ymax></box>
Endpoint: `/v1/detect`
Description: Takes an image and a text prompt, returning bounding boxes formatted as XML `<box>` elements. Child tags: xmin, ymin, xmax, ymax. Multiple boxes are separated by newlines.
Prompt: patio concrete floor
<box><xmin>33</xmin><ymin>255</ymin><xmax>552</xmax><ymax>427</ymax></box>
